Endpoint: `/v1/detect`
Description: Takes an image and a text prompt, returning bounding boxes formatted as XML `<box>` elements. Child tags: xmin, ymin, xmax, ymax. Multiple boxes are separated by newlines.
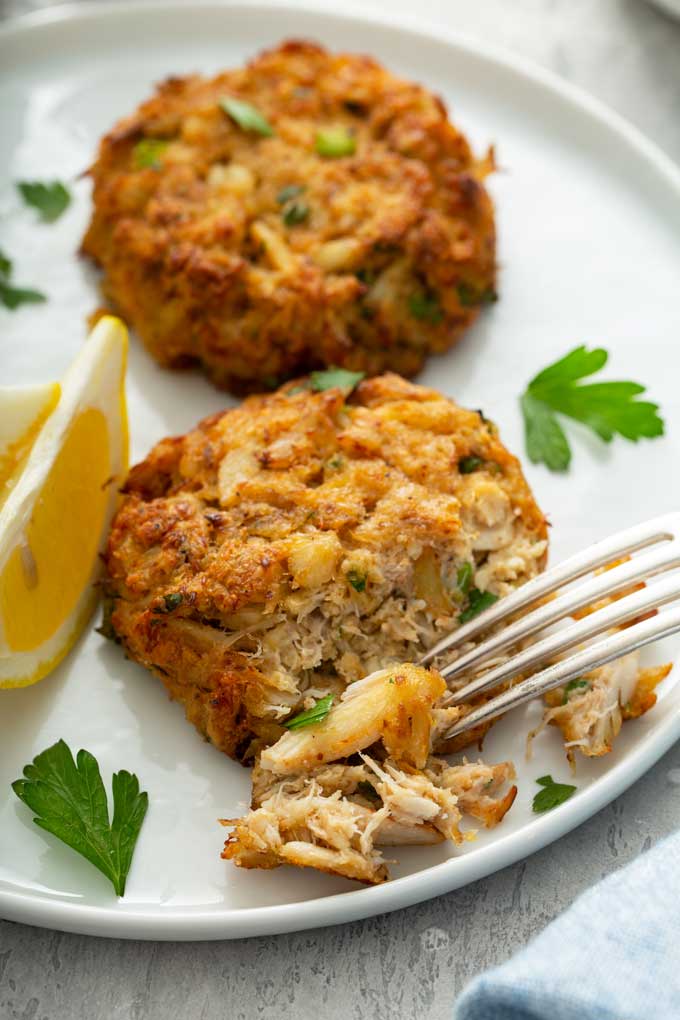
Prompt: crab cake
<box><xmin>102</xmin><ymin>373</ymin><xmax>547</xmax><ymax>761</ymax></box>
<box><xmin>82</xmin><ymin>40</ymin><xmax>496</xmax><ymax>393</ymax></box>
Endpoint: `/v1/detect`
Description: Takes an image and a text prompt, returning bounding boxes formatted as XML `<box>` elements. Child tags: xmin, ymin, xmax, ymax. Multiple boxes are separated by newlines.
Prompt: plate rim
<box><xmin>1</xmin><ymin>0</ymin><xmax>680</xmax><ymax>941</ymax></box>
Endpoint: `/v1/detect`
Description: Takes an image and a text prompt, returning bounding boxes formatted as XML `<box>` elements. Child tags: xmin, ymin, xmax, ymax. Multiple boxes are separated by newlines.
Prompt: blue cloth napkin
<box><xmin>454</xmin><ymin>830</ymin><xmax>680</xmax><ymax>1020</ymax></box>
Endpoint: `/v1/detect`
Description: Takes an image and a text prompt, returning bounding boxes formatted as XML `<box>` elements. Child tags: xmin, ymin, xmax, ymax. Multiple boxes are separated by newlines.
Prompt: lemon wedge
<box><xmin>0</xmin><ymin>316</ymin><xmax>129</xmax><ymax>688</ymax></box>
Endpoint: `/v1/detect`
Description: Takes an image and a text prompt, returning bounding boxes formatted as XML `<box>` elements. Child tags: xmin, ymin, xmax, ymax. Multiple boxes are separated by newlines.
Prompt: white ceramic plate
<box><xmin>2</xmin><ymin>1</ymin><xmax>680</xmax><ymax>942</ymax></box>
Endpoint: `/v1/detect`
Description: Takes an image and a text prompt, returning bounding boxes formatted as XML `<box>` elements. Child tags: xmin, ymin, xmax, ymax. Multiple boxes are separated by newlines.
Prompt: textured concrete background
<box><xmin>2</xmin><ymin>1</ymin><xmax>680</xmax><ymax>1017</ymax></box>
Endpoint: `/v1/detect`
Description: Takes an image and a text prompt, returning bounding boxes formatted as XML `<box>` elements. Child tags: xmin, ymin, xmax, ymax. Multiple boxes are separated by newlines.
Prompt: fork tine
<box><xmin>442</xmin><ymin>604</ymin><xmax>680</xmax><ymax>742</ymax></box>
<box><xmin>420</xmin><ymin>513</ymin><xmax>678</xmax><ymax>667</ymax></box>
<box><xmin>446</xmin><ymin>571</ymin><xmax>680</xmax><ymax>702</ymax></box>
<box><xmin>440</xmin><ymin>539</ymin><xmax>680</xmax><ymax>683</ymax></box>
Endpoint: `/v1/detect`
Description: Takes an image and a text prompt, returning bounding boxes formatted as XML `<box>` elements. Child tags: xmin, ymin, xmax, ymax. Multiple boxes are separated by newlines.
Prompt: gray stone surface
<box><xmin>2</xmin><ymin>2</ymin><xmax>680</xmax><ymax>1017</ymax></box>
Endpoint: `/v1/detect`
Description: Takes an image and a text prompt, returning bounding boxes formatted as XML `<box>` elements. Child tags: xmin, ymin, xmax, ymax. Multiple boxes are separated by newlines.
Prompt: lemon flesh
<box><xmin>0</xmin><ymin>317</ymin><xmax>128</xmax><ymax>688</ymax></box>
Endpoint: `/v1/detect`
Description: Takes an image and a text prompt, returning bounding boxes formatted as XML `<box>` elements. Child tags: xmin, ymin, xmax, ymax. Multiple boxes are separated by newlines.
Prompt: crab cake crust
<box><xmin>82</xmin><ymin>40</ymin><xmax>496</xmax><ymax>392</ymax></box>
<box><xmin>103</xmin><ymin>373</ymin><xmax>547</xmax><ymax>761</ymax></box>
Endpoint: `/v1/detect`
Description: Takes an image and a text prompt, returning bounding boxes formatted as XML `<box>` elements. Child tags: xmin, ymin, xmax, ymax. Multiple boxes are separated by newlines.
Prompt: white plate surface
<box><xmin>1</xmin><ymin>1</ymin><xmax>680</xmax><ymax>941</ymax></box>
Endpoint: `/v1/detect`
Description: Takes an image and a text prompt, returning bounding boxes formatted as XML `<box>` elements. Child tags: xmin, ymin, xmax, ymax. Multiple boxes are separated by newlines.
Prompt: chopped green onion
<box><xmin>456</xmin><ymin>562</ymin><xmax>473</xmax><ymax>596</ymax></box>
<box><xmin>220</xmin><ymin>97</ymin><xmax>274</xmax><ymax>137</ymax></box>
<box><xmin>315</xmin><ymin>127</ymin><xmax>356</xmax><ymax>158</ymax></box>
<box><xmin>132</xmin><ymin>139</ymin><xmax>168</xmax><ymax>170</ymax></box>
<box><xmin>309</xmin><ymin>367</ymin><xmax>365</xmax><ymax>393</ymax></box>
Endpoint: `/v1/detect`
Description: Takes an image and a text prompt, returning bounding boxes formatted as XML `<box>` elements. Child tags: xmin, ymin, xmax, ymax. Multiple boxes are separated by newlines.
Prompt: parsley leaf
<box><xmin>459</xmin><ymin>588</ymin><xmax>498</xmax><ymax>624</ymax></box>
<box><xmin>284</xmin><ymin>694</ymin><xmax>334</xmax><ymax>730</ymax></box>
<box><xmin>347</xmin><ymin>569</ymin><xmax>367</xmax><ymax>592</ymax></box>
<box><xmin>282</xmin><ymin>201</ymin><xmax>309</xmax><ymax>227</ymax></box>
<box><xmin>309</xmin><ymin>367</ymin><xmax>365</xmax><ymax>393</ymax></box>
<box><xmin>521</xmin><ymin>346</ymin><xmax>664</xmax><ymax>472</ymax></box>
<box><xmin>458</xmin><ymin>455</ymin><xmax>484</xmax><ymax>474</ymax></box>
<box><xmin>12</xmin><ymin>739</ymin><xmax>148</xmax><ymax>896</ymax></box>
<box><xmin>0</xmin><ymin>252</ymin><xmax>46</xmax><ymax>311</ymax></box>
<box><xmin>220</xmin><ymin>97</ymin><xmax>274</xmax><ymax>137</ymax></box>
<box><xmin>408</xmin><ymin>292</ymin><xmax>444</xmax><ymax>324</ymax></box>
<box><xmin>457</xmin><ymin>282</ymin><xmax>497</xmax><ymax>307</ymax></box>
<box><xmin>133</xmin><ymin>138</ymin><xmax>168</xmax><ymax>170</ymax></box>
<box><xmin>562</xmin><ymin>678</ymin><xmax>590</xmax><ymax>704</ymax></box>
<box><xmin>277</xmin><ymin>184</ymin><xmax>305</xmax><ymax>204</ymax></box>
<box><xmin>532</xmin><ymin>774</ymin><xmax>577</xmax><ymax>813</ymax></box>
<box><xmin>153</xmin><ymin>592</ymin><xmax>184</xmax><ymax>613</ymax></box>
<box><xmin>0</xmin><ymin>280</ymin><xmax>47</xmax><ymax>310</ymax></box>
<box><xmin>17</xmin><ymin>180</ymin><xmax>71</xmax><ymax>222</ymax></box>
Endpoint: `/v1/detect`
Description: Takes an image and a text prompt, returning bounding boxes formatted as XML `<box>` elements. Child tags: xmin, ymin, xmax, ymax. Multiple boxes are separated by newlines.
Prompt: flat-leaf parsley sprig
<box><xmin>532</xmin><ymin>774</ymin><xmax>577</xmax><ymax>813</ymax></box>
<box><xmin>12</xmin><ymin>739</ymin><xmax>148</xmax><ymax>896</ymax></box>
<box><xmin>521</xmin><ymin>346</ymin><xmax>664</xmax><ymax>472</ymax></box>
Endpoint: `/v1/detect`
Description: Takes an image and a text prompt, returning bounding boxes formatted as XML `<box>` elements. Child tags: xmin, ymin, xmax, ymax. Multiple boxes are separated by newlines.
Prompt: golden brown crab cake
<box><xmin>82</xmin><ymin>40</ymin><xmax>496</xmax><ymax>392</ymax></box>
<box><xmin>103</xmin><ymin>373</ymin><xmax>548</xmax><ymax>761</ymax></box>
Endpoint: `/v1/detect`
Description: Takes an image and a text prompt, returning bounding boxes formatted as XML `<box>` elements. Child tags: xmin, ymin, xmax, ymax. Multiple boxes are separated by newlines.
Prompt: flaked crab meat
<box><xmin>222</xmin><ymin>754</ymin><xmax>516</xmax><ymax>884</ymax></box>
<box><xmin>222</xmin><ymin>664</ymin><xmax>517</xmax><ymax>883</ymax></box>
<box><xmin>529</xmin><ymin>651</ymin><xmax>671</xmax><ymax>766</ymax></box>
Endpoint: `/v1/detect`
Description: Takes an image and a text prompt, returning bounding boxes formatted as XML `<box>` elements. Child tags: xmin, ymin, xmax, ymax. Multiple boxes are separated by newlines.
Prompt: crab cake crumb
<box><xmin>82</xmin><ymin>40</ymin><xmax>496</xmax><ymax>392</ymax></box>
<box><xmin>103</xmin><ymin>373</ymin><xmax>547</xmax><ymax>761</ymax></box>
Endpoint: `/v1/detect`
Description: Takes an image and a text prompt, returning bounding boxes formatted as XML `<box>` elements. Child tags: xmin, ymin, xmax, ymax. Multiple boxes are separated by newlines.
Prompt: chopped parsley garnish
<box><xmin>154</xmin><ymin>592</ymin><xmax>183</xmax><ymax>613</ymax></box>
<box><xmin>276</xmin><ymin>184</ymin><xmax>305</xmax><ymax>204</ymax></box>
<box><xmin>562</xmin><ymin>678</ymin><xmax>590</xmax><ymax>704</ymax></box>
<box><xmin>132</xmin><ymin>138</ymin><xmax>168</xmax><ymax>170</ymax></box>
<box><xmin>284</xmin><ymin>694</ymin><xmax>334</xmax><ymax>730</ymax></box>
<box><xmin>220</xmin><ymin>97</ymin><xmax>274</xmax><ymax>137</ymax></box>
<box><xmin>357</xmin><ymin>781</ymin><xmax>381</xmax><ymax>804</ymax></box>
<box><xmin>0</xmin><ymin>249</ymin><xmax>46</xmax><ymax>311</ymax></box>
<box><xmin>456</xmin><ymin>561</ymin><xmax>473</xmax><ymax>596</ymax></box>
<box><xmin>282</xmin><ymin>201</ymin><xmax>309</xmax><ymax>226</ymax></box>
<box><xmin>17</xmin><ymin>180</ymin><xmax>71</xmax><ymax>222</ymax></box>
<box><xmin>532</xmin><ymin>774</ymin><xmax>577</xmax><ymax>813</ymax></box>
<box><xmin>309</xmin><ymin>367</ymin><xmax>365</xmax><ymax>393</ymax></box>
<box><xmin>347</xmin><ymin>569</ymin><xmax>367</xmax><ymax>592</ymax></box>
<box><xmin>12</xmin><ymin>739</ymin><xmax>148</xmax><ymax>896</ymax></box>
<box><xmin>408</xmin><ymin>292</ymin><xmax>444</xmax><ymax>324</ymax></box>
<box><xmin>459</xmin><ymin>588</ymin><xmax>499</xmax><ymax>624</ymax></box>
<box><xmin>521</xmin><ymin>346</ymin><xmax>664</xmax><ymax>472</ymax></box>
<box><xmin>458</xmin><ymin>455</ymin><xmax>484</xmax><ymax>474</ymax></box>
<box><xmin>457</xmin><ymin>282</ymin><xmax>498</xmax><ymax>307</ymax></box>
<box><xmin>315</xmin><ymin>127</ymin><xmax>356</xmax><ymax>158</ymax></box>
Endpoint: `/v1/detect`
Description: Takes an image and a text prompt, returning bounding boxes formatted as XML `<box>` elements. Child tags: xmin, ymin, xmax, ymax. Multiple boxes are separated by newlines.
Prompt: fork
<box><xmin>418</xmin><ymin>513</ymin><xmax>680</xmax><ymax>742</ymax></box>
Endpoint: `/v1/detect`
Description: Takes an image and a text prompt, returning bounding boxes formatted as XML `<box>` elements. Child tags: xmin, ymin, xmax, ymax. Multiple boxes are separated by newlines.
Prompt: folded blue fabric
<box><xmin>454</xmin><ymin>831</ymin><xmax>680</xmax><ymax>1020</ymax></box>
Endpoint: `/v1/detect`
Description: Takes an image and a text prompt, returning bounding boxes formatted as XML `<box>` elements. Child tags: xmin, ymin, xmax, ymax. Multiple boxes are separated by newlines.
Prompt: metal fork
<box><xmin>418</xmin><ymin>513</ymin><xmax>680</xmax><ymax>742</ymax></box>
